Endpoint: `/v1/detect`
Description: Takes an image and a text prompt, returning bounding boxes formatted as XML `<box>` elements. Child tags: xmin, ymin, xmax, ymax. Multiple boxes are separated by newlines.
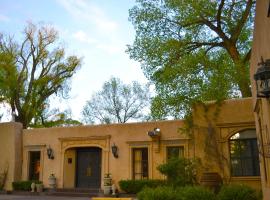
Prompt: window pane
<box><xmin>133</xmin><ymin>148</ymin><xmax>148</xmax><ymax>180</ymax></box>
<box><xmin>167</xmin><ymin>146</ymin><xmax>184</xmax><ymax>160</ymax></box>
<box><xmin>230</xmin><ymin>129</ymin><xmax>260</xmax><ymax>177</ymax></box>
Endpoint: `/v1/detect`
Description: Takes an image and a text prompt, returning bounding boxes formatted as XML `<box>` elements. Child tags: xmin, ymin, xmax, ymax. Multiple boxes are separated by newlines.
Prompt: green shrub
<box><xmin>178</xmin><ymin>186</ymin><xmax>216</xmax><ymax>200</ymax></box>
<box><xmin>138</xmin><ymin>186</ymin><xmax>180</xmax><ymax>200</ymax></box>
<box><xmin>218</xmin><ymin>184</ymin><xmax>258</xmax><ymax>200</ymax></box>
<box><xmin>137</xmin><ymin>186</ymin><xmax>216</xmax><ymax>200</ymax></box>
<box><xmin>119</xmin><ymin>179</ymin><xmax>166</xmax><ymax>194</ymax></box>
<box><xmin>157</xmin><ymin>157</ymin><xmax>200</xmax><ymax>187</ymax></box>
<box><xmin>12</xmin><ymin>180</ymin><xmax>42</xmax><ymax>191</ymax></box>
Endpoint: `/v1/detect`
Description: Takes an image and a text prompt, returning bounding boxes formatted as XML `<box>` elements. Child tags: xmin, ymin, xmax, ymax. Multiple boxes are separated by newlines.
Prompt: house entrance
<box><xmin>76</xmin><ymin>147</ymin><xmax>102</xmax><ymax>188</ymax></box>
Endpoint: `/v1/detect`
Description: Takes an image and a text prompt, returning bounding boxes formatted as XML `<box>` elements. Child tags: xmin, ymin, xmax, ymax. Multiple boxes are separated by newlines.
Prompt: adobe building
<box><xmin>0</xmin><ymin>98</ymin><xmax>261</xmax><ymax>192</ymax></box>
<box><xmin>250</xmin><ymin>0</ymin><xmax>270</xmax><ymax>199</ymax></box>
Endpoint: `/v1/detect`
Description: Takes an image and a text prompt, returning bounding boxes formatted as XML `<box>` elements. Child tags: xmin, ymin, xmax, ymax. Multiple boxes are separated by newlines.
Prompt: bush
<box><xmin>137</xmin><ymin>186</ymin><xmax>179</xmax><ymax>200</ymax></box>
<box><xmin>157</xmin><ymin>157</ymin><xmax>200</xmax><ymax>187</ymax></box>
<box><xmin>119</xmin><ymin>179</ymin><xmax>166</xmax><ymax>194</ymax></box>
<box><xmin>217</xmin><ymin>184</ymin><xmax>258</xmax><ymax>200</ymax></box>
<box><xmin>12</xmin><ymin>180</ymin><xmax>42</xmax><ymax>191</ymax></box>
<box><xmin>178</xmin><ymin>186</ymin><xmax>216</xmax><ymax>200</ymax></box>
<box><xmin>137</xmin><ymin>186</ymin><xmax>216</xmax><ymax>200</ymax></box>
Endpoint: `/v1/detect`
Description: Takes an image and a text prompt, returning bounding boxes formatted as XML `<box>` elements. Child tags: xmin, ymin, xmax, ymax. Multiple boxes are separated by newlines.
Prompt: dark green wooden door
<box><xmin>76</xmin><ymin>148</ymin><xmax>101</xmax><ymax>188</ymax></box>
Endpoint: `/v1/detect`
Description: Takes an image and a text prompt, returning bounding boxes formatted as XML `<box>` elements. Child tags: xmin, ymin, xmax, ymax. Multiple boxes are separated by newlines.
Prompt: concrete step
<box><xmin>48</xmin><ymin>188</ymin><xmax>102</xmax><ymax>197</ymax></box>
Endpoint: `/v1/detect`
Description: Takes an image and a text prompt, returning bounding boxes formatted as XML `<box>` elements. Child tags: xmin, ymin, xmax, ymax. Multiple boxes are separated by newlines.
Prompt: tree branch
<box><xmin>231</xmin><ymin>0</ymin><xmax>255</xmax><ymax>42</ymax></box>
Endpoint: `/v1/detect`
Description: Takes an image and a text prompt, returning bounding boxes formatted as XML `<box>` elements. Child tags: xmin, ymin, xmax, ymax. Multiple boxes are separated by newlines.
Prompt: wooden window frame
<box><xmin>132</xmin><ymin>148</ymin><xmax>149</xmax><ymax>180</ymax></box>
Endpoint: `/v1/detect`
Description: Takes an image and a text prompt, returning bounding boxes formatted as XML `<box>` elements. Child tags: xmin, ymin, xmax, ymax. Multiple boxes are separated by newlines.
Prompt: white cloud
<box><xmin>56</xmin><ymin>0</ymin><xmax>118</xmax><ymax>33</ymax></box>
<box><xmin>72</xmin><ymin>30</ymin><xmax>97</xmax><ymax>44</ymax></box>
<box><xmin>0</xmin><ymin>14</ymin><xmax>10</xmax><ymax>22</ymax></box>
<box><xmin>97</xmin><ymin>43</ymin><xmax>124</xmax><ymax>55</ymax></box>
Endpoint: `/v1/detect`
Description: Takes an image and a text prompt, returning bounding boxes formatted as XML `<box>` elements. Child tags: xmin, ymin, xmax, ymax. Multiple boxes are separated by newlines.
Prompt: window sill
<box><xmin>231</xmin><ymin>176</ymin><xmax>261</xmax><ymax>181</ymax></box>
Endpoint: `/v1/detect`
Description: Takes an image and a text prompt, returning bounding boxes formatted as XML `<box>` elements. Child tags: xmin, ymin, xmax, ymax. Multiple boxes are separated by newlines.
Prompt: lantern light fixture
<box><xmin>111</xmin><ymin>143</ymin><xmax>119</xmax><ymax>158</ymax></box>
<box><xmin>254</xmin><ymin>57</ymin><xmax>270</xmax><ymax>98</ymax></box>
<box><xmin>47</xmin><ymin>146</ymin><xmax>54</xmax><ymax>160</ymax></box>
<box><xmin>147</xmin><ymin>127</ymin><xmax>161</xmax><ymax>137</ymax></box>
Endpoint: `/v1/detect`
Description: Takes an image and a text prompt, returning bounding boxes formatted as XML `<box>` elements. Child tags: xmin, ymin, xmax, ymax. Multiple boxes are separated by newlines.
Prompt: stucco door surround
<box><xmin>59</xmin><ymin>135</ymin><xmax>111</xmax><ymax>188</ymax></box>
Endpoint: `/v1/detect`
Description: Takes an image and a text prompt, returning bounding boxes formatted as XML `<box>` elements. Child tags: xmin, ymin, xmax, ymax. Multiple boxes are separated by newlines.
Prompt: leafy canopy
<box><xmin>0</xmin><ymin>23</ymin><xmax>82</xmax><ymax>128</ymax></box>
<box><xmin>128</xmin><ymin>0</ymin><xmax>255</xmax><ymax>119</ymax></box>
<box><xmin>82</xmin><ymin>77</ymin><xmax>150</xmax><ymax>124</ymax></box>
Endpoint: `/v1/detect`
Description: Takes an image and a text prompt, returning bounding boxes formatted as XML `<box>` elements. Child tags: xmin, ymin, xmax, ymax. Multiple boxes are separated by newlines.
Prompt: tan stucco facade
<box><xmin>0</xmin><ymin>122</ymin><xmax>22</xmax><ymax>190</ymax></box>
<box><xmin>0</xmin><ymin>98</ymin><xmax>262</xmax><ymax>192</ymax></box>
<box><xmin>250</xmin><ymin>0</ymin><xmax>270</xmax><ymax>199</ymax></box>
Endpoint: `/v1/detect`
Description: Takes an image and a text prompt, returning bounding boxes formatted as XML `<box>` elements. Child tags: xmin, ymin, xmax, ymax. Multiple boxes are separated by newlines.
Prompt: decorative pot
<box><xmin>35</xmin><ymin>184</ymin><xmax>43</xmax><ymax>192</ymax></box>
<box><xmin>103</xmin><ymin>185</ymin><xmax>111</xmax><ymax>195</ymax></box>
<box><xmin>48</xmin><ymin>174</ymin><xmax>56</xmax><ymax>189</ymax></box>
<box><xmin>103</xmin><ymin>177</ymin><xmax>112</xmax><ymax>186</ymax></box>
<box><xmin>30</xmin><ymin>182</ymin><xmax>35</xmax><ymax>192</ymax></box>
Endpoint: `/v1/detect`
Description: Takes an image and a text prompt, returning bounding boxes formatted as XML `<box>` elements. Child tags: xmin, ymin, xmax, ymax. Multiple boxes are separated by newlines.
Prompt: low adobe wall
<box><xmin>0</xmin><ymin>122</ymin><xmax>22</xmax><ymax>190</ymax></box>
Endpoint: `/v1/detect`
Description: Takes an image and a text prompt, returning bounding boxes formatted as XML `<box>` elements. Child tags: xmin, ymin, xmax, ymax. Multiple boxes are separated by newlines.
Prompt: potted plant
<box><xmin>35</xmin><ymin>181</ymin><xmax>43</xmax><ymax>193</ymax></box>
<box><xmin>103</xmin><ymin>173</ymin><xmax>112</xmax><ymax>195</ymax></box>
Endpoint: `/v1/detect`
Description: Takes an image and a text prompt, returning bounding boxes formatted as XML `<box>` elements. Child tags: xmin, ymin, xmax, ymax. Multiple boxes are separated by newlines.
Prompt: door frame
<box><xmin>75</xmin><ymin>147</ymin><xmax>102</xmax><ymax>188</ymax></box>
<box><xmin>59</xmin><ymin>135</ymin><xmax>111</xmax><ymax>189</ymax></box>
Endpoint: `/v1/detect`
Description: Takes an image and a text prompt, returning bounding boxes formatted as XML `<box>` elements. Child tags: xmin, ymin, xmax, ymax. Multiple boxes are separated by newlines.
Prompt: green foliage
<box><xmin>118</xmin><ymin>179</ymin><xmax>166</xmax><ymax>194</ymax></box>
<box><xmin>217</xmin><ymin>184</ymin><xmax>258</xmax><ymax>200</ymax></box>
<box><xmin>178</xmin><ymin>186</ymin><xmax>216</xmax><ymax>200</ymax></box>
<box><xmin>137</xmin><ymin>186</ymin><xmax>179</xmax><ymax>200</ymax></box>
<box><xmin>29</xmin><ymin>108</ymin><xmax>82</xmax><ymax>128</ymax></box>
<box><xmin>137</xmin><ymin>186</ymin><xmax>216</xmax><ymax>200</ymax></box>
<box><xmin>12</xmin><ymin>181</ymin><xmax>42</xmax><ymax>191</ymax></box>
<box><xmin>128</xmin><ymin>0</ymin><xmax>255</xmax><ymax>119</ymax></box>
<box><xmin>82</xmin><ymin>77</ymin><xmax>151</xmax><ymax>124</ymax></box>
<box><xmin>157</xmin><ymin>157</ymin><xmax>200</xmax><ymax>187</ymax></box>
<box><xmin>0</xmin><ymin>22</ymin><xmax>81</xmax><ymax>128</ymax></box>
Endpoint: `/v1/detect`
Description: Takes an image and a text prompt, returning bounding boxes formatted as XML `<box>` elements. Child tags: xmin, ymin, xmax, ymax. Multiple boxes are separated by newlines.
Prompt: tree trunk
<box><xmin>234</xmin><ymin>62</ymin><xmax>252</xmax><ymax>97</ymax></box>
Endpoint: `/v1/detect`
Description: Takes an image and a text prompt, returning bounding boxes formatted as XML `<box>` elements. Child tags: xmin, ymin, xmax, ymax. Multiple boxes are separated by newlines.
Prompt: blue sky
<box><xmin>0</xmin><ymin>0</ymin><xmax>148</xmax><ymax>120</ymax></box>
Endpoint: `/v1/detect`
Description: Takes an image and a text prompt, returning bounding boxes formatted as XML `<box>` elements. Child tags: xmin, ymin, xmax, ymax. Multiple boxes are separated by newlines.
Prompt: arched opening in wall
<box><xmin>63</xmin><ymin>147</ymin><xmax>102</xmax><ymax>189</ymax></box>
<box><xmin>229</xmin><ymin>129</ymin><xmax>260</xmax><ymax>177</ymax></box>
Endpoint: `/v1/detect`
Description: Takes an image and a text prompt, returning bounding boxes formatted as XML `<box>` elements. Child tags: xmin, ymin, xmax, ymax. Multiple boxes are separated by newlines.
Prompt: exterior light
<box><xmin>47</xmin><ymin>146</ymin><xmax>54</xmax><ymax>160</ymax></box>
<box><xmin>111</xmin><ymin>143</ymin><xmax>118</xmax><ymax>158</ymax></box>
<box><xmin>147</xmin><ymin>128</ymin><xmax>161</xmax><ymax>137</ymax></box>
<box><xmin>254</xmin><ymin>58</ymin><xmax>270</xmax><ymax>98</ymax></box>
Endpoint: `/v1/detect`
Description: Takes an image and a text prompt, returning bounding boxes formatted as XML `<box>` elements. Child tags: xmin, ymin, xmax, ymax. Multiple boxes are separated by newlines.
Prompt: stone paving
<box><xmin>0</xmin><ymin>195</ymin><xmax>91</xmax><ymax>200</ymax></box>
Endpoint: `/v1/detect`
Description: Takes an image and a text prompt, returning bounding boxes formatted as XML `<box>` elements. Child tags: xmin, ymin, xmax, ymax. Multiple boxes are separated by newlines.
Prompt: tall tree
<box><xmin>30</xmin><ymin>107</ymin><xmax>82</xmax><ymax>128</ymax></box>
<box><xmin>128</xmin><ymin>0</ymin><xmax>255</xmax><ymax>118</ymax></box>
<box><xmin>82</xmin><ymin>77</ymin><xmax>150</xmax><ymax>124</ymax></box>
<box><xmin>0</xmin><ymin>23</ymin><xmax>82</xmax><ymax>128</ymax></box>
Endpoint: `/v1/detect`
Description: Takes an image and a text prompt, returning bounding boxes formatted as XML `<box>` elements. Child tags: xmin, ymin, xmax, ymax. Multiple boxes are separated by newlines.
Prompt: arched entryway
<box><xmin>63</xmin><ymin>147</ymin><xmax>102</xmax><ymax>189</ymax></box>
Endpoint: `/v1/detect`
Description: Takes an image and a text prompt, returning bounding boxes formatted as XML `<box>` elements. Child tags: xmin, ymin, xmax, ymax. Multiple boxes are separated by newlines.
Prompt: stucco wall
<box><xmin>0</xmin><ymin>98</ymin><xmax>261</xmax><ymax>192</ymax></box>
<box><xmin>22</xmin><ymin>120</ymin><xmax>188</xmax><ymax>189</ymax></box>
<box><xmin>250</xmin><ymin>0</ymin><xmax>270</xmax><ymax>199</ymax></box>
<box><xmin>192</xmin><ymin>98</ymin><xmax>260</xmax><ymax>189</ymax></box>
<box><xmin>0</xmin><ymin>122</ymin><xmax>22</xmax><ymax>190</ymax></box>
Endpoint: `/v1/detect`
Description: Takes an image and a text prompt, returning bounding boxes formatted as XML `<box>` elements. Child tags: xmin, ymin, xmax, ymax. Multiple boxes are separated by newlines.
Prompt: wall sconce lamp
<box><xmin>111</xmin><ymin>143</ymin><xmax>119</xmax><ymax>158</ymax></box>
<box><xmin>148</xmin><ymin>128</ymin><xmax>161</xmax><ymax>153</ymax></box>
<box><xmin>254</xmin><ymin>57</ymin><xmax>270</xmax><ymax>98</ymax></box>
<box><xmin>147</xmin><ymin>128</ymin><xmax>161</xmax><ymax>137</ymax></box>
<box><xmin>47</xmin><ymin>146</ymin><xmax>54</xmax><ymax>160</ymax></box>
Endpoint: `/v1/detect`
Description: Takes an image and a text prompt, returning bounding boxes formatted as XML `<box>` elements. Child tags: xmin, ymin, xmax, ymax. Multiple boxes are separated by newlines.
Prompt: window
<box><xmin>132</xmin><ymin>148</ymin><xmax>148</xmax><ymax>179</ymax></box>
<box><xmin>28</xmin><ymin>151</ymin><xmax>41</xmax><ymax>180</ymax></box>
<box><xmin>230</xmin><ymin>129</ymin><xmax>260</xmax><ymax>176</ymax></box>
<box><xmin>167</xmin><ymin>146</ymin><xmax>184</xmax><ymax>160</ymax></box>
